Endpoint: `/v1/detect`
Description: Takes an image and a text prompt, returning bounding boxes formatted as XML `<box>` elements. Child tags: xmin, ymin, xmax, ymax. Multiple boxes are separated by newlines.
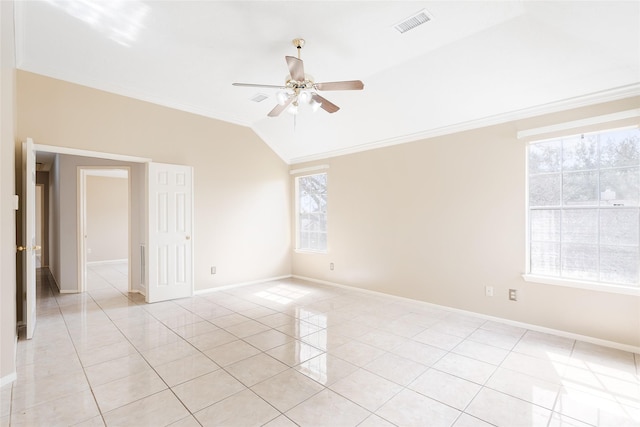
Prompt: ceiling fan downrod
<box><xmin>292</xmin><ymin>38</ymin><xmax>305</xmax><ymax>59</ymax></box>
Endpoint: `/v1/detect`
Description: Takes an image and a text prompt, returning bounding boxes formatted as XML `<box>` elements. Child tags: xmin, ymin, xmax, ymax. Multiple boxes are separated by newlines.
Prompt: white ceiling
<box><xmin>15</xmin><ymin>1</ymin><xmax>640</xmax><ymax>164</ymax></box>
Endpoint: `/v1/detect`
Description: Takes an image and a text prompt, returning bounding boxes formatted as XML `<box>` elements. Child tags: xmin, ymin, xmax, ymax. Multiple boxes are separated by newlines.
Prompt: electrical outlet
<box><xmin>509</xmin><ymin>289</ymin><xmax>518</xmax><ymax>301</ymax></box>
<box><xmin>330</xmin><ymin>262</ymin><xmax>334</xmax><ymax>271</ymax></box>
<box><xmin>211</xmin><ymin>266</ymin><xmax>216</xmax><ymax>275</ymax></box>
<box><xmin>485</xmin><ymin>286</ymin><xmax>494</xmax><ymax>297</ymax></box>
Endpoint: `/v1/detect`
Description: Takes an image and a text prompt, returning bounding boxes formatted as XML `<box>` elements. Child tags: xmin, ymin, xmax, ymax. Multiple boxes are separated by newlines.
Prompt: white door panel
<box><xmin>146</xmin><ymin>162</ymin><xmax>193</xmax><ymax>303</ymax></box>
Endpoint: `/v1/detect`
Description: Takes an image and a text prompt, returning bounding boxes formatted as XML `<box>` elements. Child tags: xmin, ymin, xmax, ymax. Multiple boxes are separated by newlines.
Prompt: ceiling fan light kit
<box><xmin>233</xmin><ymin>38</ymin><xmax>364</xmax><ymax>117</ymax></box>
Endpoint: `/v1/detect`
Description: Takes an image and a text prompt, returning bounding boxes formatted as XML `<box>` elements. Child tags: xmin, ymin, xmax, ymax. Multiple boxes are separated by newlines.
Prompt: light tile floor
<box><xmin>2</xmin><ymin>263</ymin><xmax>639</xmax><ymax>426</ymax></box>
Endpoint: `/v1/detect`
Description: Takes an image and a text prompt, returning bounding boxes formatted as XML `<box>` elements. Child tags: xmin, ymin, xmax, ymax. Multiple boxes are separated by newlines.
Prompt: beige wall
<box><xmin>17</xmin><ymin>71</ymin><xmax>292</xmax><ymax>293</ymax></box>
<box><xmin>0</xmin><ymin>0</ymin><xmax>17</xmax><ymax>384</ymax></box>
<box><xmin>86</xmin><ymin>175</ymin><xmax>128</xmax><ymax>263</ymax></box>
<box><xmin>292</xmin><ymin>97</ymin><xmax>640</xmax><ymax>348</ymax></box>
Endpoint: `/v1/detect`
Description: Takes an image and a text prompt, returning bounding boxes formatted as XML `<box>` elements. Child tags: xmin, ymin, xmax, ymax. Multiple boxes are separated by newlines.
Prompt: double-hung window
<box><xmin>296</xmin><ymin>172</ymin><xmax>328</xmax><ymax>252</ymax></box>
<box><xmin>527</xmin><ymin>127</ymin><xmax>640</xmax><ymax>290</ymax></box>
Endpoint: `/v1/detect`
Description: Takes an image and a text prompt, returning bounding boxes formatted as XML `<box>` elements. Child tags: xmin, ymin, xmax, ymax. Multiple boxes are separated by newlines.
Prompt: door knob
<box><xmin>33</xmin><ymin>245</ymin><xmax>41</xmax><ymax>250</ymax></box>
<box><xmin>17</xmin><ymin>246</ymin><xmax>26</xmax><ymax>252</ymax></box>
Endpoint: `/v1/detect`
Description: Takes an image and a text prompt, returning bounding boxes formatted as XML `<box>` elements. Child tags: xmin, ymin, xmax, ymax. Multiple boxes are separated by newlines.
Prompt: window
<box><xmin>296</xmin><ymin>172</ymin><xmax>328</xmax><ymax>252</ymax></box>
<box><xmin>527</xmin><ymin>127</ymin><xmax>640</xmax><ymax>289</ymax></box>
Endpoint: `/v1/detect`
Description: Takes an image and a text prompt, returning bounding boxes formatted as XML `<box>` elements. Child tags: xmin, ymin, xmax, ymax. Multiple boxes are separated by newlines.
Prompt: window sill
<box><xmin>522</xmin><ymin>274</ymin><xmax>640</xmax><ymax>296</ymax></box>
<box><xmin>294</xmin><ymin>249</ymin><xmax>328</xmax><ymax>255</ymax></box>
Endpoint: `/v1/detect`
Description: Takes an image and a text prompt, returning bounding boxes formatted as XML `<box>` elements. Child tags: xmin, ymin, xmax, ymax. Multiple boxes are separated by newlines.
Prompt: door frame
<box><xmin>24</xmin><ymin>144</ymin><xmax>194</xmax><ymax>306</ymax></box>
<box><xmin>35</xmin><ymin>183</ymin><xmax>44</xmax><ymax>268</ymax></box>
<box><xmin>77</xmin><ymin>167</ymin><xmax>131</xmax><ymax>293</ymax></box>
<box><xmin>29</xmin><ymin>143</ymin><xmax>150</xmax><ymax>299</ymax></box>
<box><xmin>22</xmin><ymin>138</ymin><xmax>37</xmax><ymax>339</ymax></box>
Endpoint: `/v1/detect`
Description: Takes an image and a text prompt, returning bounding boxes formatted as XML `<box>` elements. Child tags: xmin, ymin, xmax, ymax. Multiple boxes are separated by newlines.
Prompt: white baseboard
<box><xmin>87</xmin><ymin>259</ymin><xmax>127</xmax><ymax>266</ymax></box>
<box><xmin>194</xmin><ymin>275</ymin><xmax>293</xmax><ymax>296</ymax></box>
<box><xmin>1</xmin><ymin>336</ymin><xmax>17</xmax><ymax>386</ymax></box>
<box><xmin>292</xmin><ymin>275</ymin><xmax>640</xmax><ymax>355</ymax></box>
<box><xmin>48</xmin><ymin>269</ymin><xmax>61</xmax><ymax>292</ymax></box>
<box><xmin>43</xmin><ymin>267</ymin><xmax>78</xmax><ymax>294</ymax></box>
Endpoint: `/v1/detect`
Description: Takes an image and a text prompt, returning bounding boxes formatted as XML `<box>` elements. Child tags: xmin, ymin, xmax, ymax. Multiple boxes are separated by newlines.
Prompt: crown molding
<box><xmin>289</xmin><ymin>83</ymin><xmax>640</xmax><ymax>164</ymax></box>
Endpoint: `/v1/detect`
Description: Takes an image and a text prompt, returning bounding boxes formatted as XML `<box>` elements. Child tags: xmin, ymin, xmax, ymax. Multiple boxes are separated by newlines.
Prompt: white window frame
<box><xmin>294</xmin><ymin>171</ymin><xmax>328</xmax><ymax>254</ymax></box>
<box><xmin>522</xmin><ymin>126</ymin><xmax>640</xmax><ymax>296</ymax></box>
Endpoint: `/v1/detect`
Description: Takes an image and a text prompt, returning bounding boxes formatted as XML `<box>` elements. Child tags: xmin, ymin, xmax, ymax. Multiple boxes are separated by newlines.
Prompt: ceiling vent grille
<box><xmin>393</xmin><ymin>9</ymin><xmax>431</xmax><ymax>34</ymax></box>
<box><xmin>250</xmin><ymin>93</ymin><xmax>269</xmax><ymax>103</ymax></box>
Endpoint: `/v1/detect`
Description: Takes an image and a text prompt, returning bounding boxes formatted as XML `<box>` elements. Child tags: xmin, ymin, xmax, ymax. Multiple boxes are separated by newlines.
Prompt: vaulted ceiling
<box><xmin>15</xmin><ymin>1</ymin><xmax>640</xmax><ymax>164</ymax></box>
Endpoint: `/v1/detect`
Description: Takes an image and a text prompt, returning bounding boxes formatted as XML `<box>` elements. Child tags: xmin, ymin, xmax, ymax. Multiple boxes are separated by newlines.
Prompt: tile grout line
<box><xmin>47</xmin><ymin>268</ymin><xmax>108</xmax><ymax>427</ymax></box>
<box><xmin>16</xmin><ymin>264</ymin><xmax>639</xmax><ymax>427</ymax></box>
<box><xmin>95</xmin><ymin>273</ymin><xmax>326</xmax><ymax>425</ymax></box>
<box><xmin>77</xmin><ymin>266</ymin><xmax>197</xmax><ymax>425</ymax></box>
<box><xmin>174</xmin><ymin>304</ymin><xmax>323</xmax><ymax>424</ymax></box>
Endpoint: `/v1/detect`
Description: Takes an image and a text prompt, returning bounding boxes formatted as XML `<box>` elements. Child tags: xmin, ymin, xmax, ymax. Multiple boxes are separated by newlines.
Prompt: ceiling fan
<box><xmin>232</xmin><ymin>38</ymin><xmax>364</xmax><ymax>117</ymax></box>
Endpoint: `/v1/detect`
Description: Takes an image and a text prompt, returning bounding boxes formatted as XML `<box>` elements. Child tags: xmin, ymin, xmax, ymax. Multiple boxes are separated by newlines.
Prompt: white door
<box><xmin>146</xmin><ymin>162</ymin><xmax>193</xmax><ymax>303</ymax></box>
<box><xmin>21</xmin><ymin>138</ymin><xmax>37</xmax><ymax>339</ymax></box>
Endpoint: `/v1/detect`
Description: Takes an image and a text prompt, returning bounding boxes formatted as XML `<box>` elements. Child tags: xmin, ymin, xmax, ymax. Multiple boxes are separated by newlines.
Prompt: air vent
<box><xmin>250</xmin><ymin>93</ymin><xmax>269</xmax><ymax>103</ymax></box>
<box><xmin>393</xmin><ymin>9</ymin><xmax>431</xmax><ymax>34</ymax></box>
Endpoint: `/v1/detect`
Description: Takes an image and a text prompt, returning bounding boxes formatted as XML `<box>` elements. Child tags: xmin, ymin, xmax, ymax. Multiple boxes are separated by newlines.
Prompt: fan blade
<box><xmin>267</xmin><ymin>96</ymin><xmax>294</xmax><ymax>117</ymax></box>
<box><xmin>312</xmin><ymin>93</ymin><xmax>340</xmax><ymax>114</ymax></box>
<box><xmin>233</xmin><ymin>83</ymin><xmax>287</xmax><ymax>89</ymax></box>
<box><xmin>315</xmin><ymin>80</ymin><xmax>364</xmax><ymax>91</ymax></box>
<box><xmin>285</xmin><ymin>56</ymin><xmax>305</xmax><ymax>82</ymax></box>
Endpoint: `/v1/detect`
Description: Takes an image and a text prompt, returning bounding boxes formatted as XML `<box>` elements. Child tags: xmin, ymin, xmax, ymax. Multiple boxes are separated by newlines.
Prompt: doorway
<box><xmin>78</xmin><ymin>168</ymin><xmax>131</xmax><ymax>293</ymax></box>
<box><xmin>21</xmin><ymin>142</ymin><xmax>194</xmax><ymax>340</ymax></box>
